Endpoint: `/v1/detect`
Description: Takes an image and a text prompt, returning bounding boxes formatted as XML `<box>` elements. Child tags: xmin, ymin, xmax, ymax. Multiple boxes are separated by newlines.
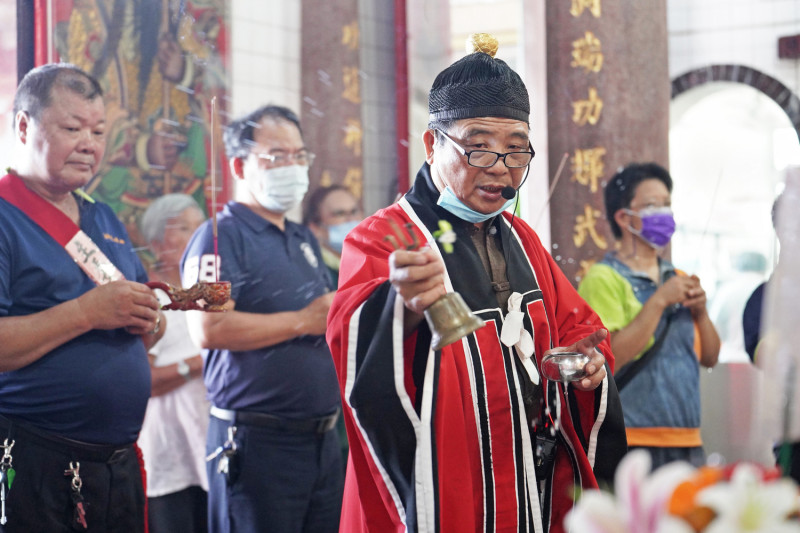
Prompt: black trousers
<box><xmin>0</xmin><ymin>415</ymin><xmax>145</xmax><ymax>533</ymax></box>
<box><xmin>148</xmin><ymin>485</ymin><xmax>208</xmax><ymax>533</ymax></box>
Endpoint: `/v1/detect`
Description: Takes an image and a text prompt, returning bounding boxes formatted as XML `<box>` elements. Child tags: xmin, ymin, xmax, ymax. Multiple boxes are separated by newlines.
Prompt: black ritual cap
<box><xmin>428</xmin><ymin>33</ymin><xmax>530</xmax><ymax>125</ymax></box>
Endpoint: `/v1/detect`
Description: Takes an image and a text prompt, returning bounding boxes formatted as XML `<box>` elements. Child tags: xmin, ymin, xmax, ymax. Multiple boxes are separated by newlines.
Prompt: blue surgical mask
<box><xmin>436</xmin><ymin>186</ymin><xmax>515</xmax><ymax>224</ymax></box>
<box><xmin>326</xmin><ymin>220</ymin><xmax>360</xmax><ymax>252</ymax></box>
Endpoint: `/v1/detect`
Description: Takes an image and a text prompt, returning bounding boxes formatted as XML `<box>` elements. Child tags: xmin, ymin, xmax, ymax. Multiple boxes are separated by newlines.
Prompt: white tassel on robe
<box><xmin>500</xmin><ymin>292</ymin><xmax>539</xmax><ymax>385</ymax></box>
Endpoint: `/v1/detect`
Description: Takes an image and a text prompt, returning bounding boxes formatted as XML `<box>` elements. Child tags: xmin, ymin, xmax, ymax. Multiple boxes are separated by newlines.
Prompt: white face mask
<box><xmin>248</xmin><ymin>164</ymin><xmax>309</xmax><ymax>213</ymax></box>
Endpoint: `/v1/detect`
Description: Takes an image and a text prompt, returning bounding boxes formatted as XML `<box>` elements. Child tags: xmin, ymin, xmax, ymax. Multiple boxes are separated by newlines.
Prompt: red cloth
<box><xmin>327</xmin><ymin>169</ymin><xmax>626</xmax><ymax>533</ymax></box>
<box><xmin>135</xmin><ymin>442</ymin><xmax>149</xmax><ymax>533</ymax></box>
<box><xmin>0</xmin><ymin>173</ymin><xmax>80</xmax><ymax>245</ymax></box>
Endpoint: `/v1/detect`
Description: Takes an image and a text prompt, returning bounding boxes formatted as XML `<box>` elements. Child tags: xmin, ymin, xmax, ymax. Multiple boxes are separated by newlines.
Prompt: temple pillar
<box><xmin>301</xmin><ymin>0</ymin><xmax>402</xmax><ymax>214</ymax></box>
<box><xmin>301</xmin><ymin>0</ymin><xmax>365</xmax><ymax>205</ymax></box>
<box><xmin>545</xmin><ymin>0</ymin><xmax>670</xmax><ymax>285</ymax></box>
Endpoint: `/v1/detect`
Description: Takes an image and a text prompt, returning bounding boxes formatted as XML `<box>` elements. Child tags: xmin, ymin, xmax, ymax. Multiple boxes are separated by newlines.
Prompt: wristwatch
<box><xmin>177</xmin><ymin>360</ymin><xmax>192</xmax><ymax>381</ymax></box>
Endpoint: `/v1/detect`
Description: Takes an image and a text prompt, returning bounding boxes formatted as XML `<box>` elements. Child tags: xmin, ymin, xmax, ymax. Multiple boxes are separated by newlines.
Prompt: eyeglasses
<box><xmin>329</xmin><ymin>208</ymin><xmax>361</xmax><ymax>218</ymax></box>
<box><xmin>255</xmin><ymin>151</ymin><xmax>316</xmax><ymax>168</ymax></box>
<box><xmin>437</xmin><ymin>130</ymin><xmax>535</xmax><ymax>169</ymax></box>
<box><xmin>627</xmin><ymin>202</ymin><xmax>671</xmax><ymax>212</ymax></box>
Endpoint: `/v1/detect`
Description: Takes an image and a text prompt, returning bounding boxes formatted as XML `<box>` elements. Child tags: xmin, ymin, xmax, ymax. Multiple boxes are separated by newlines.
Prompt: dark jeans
<box><xmin>148</xmin><ymin>485</ymin><xmax>208</xmax><ymax>533</ymax></box>
<box><xmin>0</xmin><ymin>415</ymin><xmax>145</xmax><ymax>533</ymax></box>
<box><xmin>629</xmin><ymin>445</ymin><xmax>706</xmax><ymax>469</ymax></box>
<box><xmin>206</xmin><ymin>413</ymin><xmax>343</xmax><ymax>533</ymax></box>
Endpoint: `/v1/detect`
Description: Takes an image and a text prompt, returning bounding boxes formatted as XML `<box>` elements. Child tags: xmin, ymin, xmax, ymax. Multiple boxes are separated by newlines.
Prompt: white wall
<box><xmin>666</xmin><ymin>1</ymin><xmax>800</xmax><ymax>359</ymax></box>
<box><xmin>668</xmin><ymin>0</ymin><xmax>800</xmax><ymax>462</ymax></box>
<box><xmin>230</xmin><ymin>0</ymin><xmax>302</xmax><ymax>117</ymax></box>
<box><xmin>668</xmin><ymin>0</ymin><xmax>800</xmax><ymax>93</ymax></box>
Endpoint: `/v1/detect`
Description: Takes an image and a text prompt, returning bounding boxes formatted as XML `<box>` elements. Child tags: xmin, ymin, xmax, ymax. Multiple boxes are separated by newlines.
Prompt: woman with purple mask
<box><xmin>578</xmin><ymin>162</ymin><xmax>720</xmax><ymax>469</ymax></box>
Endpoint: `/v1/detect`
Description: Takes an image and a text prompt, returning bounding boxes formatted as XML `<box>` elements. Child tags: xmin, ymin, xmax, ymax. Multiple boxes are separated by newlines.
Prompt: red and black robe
<box><xmin>327</xmin><ymin>165</ymin><xmax>627</xmax><ymax>533</ymax></box>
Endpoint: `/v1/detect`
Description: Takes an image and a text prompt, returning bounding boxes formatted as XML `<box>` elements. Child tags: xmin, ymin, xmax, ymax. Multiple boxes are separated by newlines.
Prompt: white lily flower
<box><xmin>565</xmin><ymin>450</ymin><xmax>695</xmax><ymax>533</ymax></box>
<box><xmin>698</xmin><ymin>463</ymin><xmax>800</xmax><ymax>533</ymax></box>
<box><xmin>564</xmin><ymin>490</ymin><xmax>628</xmax><ymax>533</ymax></box>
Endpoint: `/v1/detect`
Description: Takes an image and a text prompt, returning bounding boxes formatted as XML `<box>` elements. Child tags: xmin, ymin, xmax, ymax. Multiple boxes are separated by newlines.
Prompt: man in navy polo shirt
<box><xmin>182</xmin><ymin>105</ymin><xmax>342</xmax><ymax>533</ymax></box>
<box><xmin>0</xmin><ymin>64</ymin><xmax>162</xmax><ymax>531</ymax></box>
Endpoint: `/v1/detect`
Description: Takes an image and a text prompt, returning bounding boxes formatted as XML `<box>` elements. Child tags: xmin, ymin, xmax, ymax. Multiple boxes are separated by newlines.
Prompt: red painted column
<box><xmin>394</xmin><ymin>0</ymin><xmax>410</xmax><ymax>194</ymax></box>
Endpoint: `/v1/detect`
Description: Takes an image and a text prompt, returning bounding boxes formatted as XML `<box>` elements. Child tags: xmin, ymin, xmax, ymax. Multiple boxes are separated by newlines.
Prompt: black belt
<box><xmin>0</xmin><ymin>414</ymin><xmax>132</xmax><ymax>464</ymax></box>
<box><xmin>210</xmin><ymin>406</ymin><xmax>339</xmax><ymax>434</ymax></box>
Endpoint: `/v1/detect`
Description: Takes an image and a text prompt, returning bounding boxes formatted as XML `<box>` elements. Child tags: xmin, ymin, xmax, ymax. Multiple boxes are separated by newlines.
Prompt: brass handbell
<box><xmin>424</xmin><ymin>292</ymin><xmax>486</xmax><ymax>350</ymax></box>
<box><xmin>385</xmin><ymin>220</ymin><xmax>486</xmax><ymax>351</ymax></box>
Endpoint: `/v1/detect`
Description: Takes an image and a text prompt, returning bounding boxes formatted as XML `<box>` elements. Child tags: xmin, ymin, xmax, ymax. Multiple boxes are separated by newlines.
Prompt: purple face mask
<box><xmin>625</xmin><ymin>206</ymin><xmax>676</xmax><ymax>248</ymax></box>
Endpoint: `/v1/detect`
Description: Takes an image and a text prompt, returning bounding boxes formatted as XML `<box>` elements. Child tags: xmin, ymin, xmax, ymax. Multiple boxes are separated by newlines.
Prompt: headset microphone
<box><xmin>500</xmin><ymin>165</ymin><xmax>531</xmax><ymax>201</ymax></box>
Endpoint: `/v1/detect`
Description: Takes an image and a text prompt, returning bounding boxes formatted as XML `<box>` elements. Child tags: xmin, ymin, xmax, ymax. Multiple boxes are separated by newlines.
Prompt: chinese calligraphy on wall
<box><xmin>546</xmin><ymin>0</ymin><xmax>670</xmax><ymax>285</ymax></box>
<box><xmin>301</xmin><ymin>6</ymin><xmax>364</xmax><ymax>205</ymax></box>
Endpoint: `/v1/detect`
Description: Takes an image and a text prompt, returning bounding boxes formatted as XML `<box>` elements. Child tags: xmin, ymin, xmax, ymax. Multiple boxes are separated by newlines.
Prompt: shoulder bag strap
<box><xmin>614</xmin><ymin>311</ymin><xmax>675</xmax><ymax>392</ymax></box>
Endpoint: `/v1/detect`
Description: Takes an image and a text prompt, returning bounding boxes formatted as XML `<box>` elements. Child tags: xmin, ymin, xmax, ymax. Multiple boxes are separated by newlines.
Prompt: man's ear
<box><xmin>15</xmin><ymin>111</ymin><xmax>30</xmax><ymax>144</ymax></box>
<box><xmin>613</xmin><ymin>208</ymin><xmax>629</xmax><ymax>231</ymax></box>
<box><xmin>422</xmin><ymin>129</ymin><xmax>436</xmax><ymax>165</ymax></box>
<box><xmin>229</xmin><ymin>157</ymin><xmax>245</xmax><ymax>180</ymax></box>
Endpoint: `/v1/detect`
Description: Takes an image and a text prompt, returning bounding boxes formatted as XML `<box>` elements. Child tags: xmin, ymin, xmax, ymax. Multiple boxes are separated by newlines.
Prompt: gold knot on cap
<box><xmin>466</xmin><ymin>33</ymin><xmax>499</xmax><ymax>57</ymax></box>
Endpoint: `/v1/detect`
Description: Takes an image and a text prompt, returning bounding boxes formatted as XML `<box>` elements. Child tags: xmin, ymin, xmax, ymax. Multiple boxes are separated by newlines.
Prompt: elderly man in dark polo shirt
<box><xmin>181</xmin><ymin>105</ymin><xmax>342</xmax><ymax>533</ymax></box>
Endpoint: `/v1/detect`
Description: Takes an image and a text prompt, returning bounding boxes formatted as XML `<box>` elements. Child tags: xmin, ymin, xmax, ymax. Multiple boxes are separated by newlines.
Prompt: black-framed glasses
<box><xmin>437</xmin><ymin>130</ymin><xmax>535</xmax><ymax>169</ymax></box>
<box><xmin>255</xmin><ymin>151</ymin><xmax>316</xmax><ymax>168</ymax></box>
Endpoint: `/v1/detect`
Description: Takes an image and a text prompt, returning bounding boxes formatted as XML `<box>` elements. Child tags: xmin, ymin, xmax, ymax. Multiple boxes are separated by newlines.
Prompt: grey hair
<box><xmin>13</xmin><ymin>63</ymin><xmax>103</xmax><ymax>128</ymax></box>
<box><xmin>140</xmin><ymin>194</ymin><xmax>203</xmax><ymax>244</ymax></box>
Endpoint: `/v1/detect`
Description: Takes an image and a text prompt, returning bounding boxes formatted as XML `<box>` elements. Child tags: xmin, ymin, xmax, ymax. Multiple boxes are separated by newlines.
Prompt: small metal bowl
<box><xmin>540</xmin><ymin>352</ymin><xmax>591</xmax><ymax>382</ymax></box>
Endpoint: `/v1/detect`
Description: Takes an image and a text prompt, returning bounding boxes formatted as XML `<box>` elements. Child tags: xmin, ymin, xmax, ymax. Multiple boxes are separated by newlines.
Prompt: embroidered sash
<box><xmin>0</xmin><ymin>173</ymin><xmax>124</xmax><ymax>285</ymax></box>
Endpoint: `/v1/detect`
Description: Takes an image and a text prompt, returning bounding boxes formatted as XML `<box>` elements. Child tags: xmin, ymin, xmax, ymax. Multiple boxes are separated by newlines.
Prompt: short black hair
<box><xmin>223</xmin><ymin>105</ymin><xmax>302</xmax><ymax>160</ymax></box>
<box><xmin>12</xmin><ymin>63</ymin><xmax>103</xmax><ymax>128</ymax></box>
<box><xmin>302</xmin><ymin>184</ymin><xmax>352</xmax><ymax>226</ymax></box>
<box><xmin>604</xmin><ymin>162</ymin><xmax>673</xmax><ymax>239</ymax></box>
<box><xmin>429</xmin><ymin>121</ymin><xmax>459</xmax><ymax>148</ymax></box>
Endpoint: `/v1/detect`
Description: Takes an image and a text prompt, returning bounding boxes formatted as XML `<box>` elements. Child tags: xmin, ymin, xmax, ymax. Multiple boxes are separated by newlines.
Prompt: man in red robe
<box><xmin>327</xmin><ymin>35</ymin><xmax>627</xmax><ymax>533</ymax></box>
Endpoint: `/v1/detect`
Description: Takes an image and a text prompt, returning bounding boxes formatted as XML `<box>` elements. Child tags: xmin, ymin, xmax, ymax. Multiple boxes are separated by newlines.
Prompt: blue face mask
<box><xmin>436</xmin><ymin>186</ymin><xmax>516</xmax><ymax>223</ymax></box>
<box><xmin>326</xmin><ymin>220</ymin><xmax>360</xmax><ymax>253</ymax></box>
